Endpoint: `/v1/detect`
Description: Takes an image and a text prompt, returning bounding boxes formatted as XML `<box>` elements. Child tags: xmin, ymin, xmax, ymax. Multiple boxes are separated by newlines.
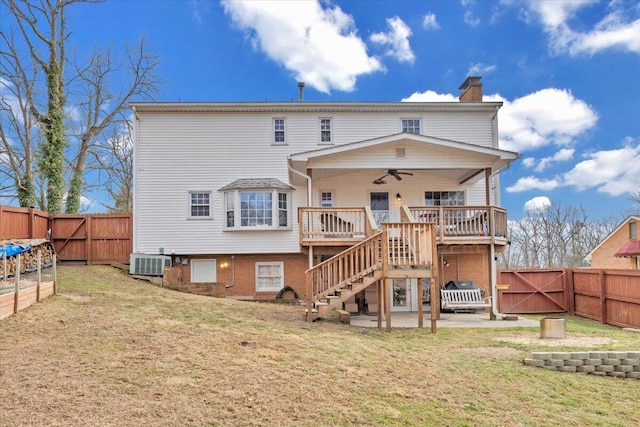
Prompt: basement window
<box><xmin>191</xmin><ymin>259</ymin><xmax>217</xmax><ymax>283</ymax></box>
<box><xmin>255</xmin><ymin>262</ymin><xmax>284</xmax><ymax>292</ymax></box>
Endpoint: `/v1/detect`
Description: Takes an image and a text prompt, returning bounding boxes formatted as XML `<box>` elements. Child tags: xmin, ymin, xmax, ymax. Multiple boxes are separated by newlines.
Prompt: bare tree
<box><xmin>64</xmin><ymin>38</ymin><xmax>160</xmax><ymax>213</ymax></box>
<box><xmin>1</xmin><ymin>0</ymin><xmax>160</xmax><ymax>213</ymax></box>
<box><xmin>90</xmin><ymin>115</ymin><xmax>134</xmax><ymax>212</ymax></box>
<box><xmin>499</xmin><ymin>202</ymin><xmax>621</xmax><ymax>269</ymax></box>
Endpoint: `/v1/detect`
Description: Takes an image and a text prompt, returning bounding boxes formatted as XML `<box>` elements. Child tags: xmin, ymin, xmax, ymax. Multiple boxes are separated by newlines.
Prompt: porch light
<box><xmin>396</xmin><ymin>193</ymin><xmax>402</xmax><ymax>202</ymax></box>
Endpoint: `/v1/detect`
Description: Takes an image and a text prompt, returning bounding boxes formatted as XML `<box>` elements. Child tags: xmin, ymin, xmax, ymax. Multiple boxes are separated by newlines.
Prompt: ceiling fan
<box><xmin>373</xmin><ymin>169</ymin><xmax>414</xmax><ymax>185</ymax></box>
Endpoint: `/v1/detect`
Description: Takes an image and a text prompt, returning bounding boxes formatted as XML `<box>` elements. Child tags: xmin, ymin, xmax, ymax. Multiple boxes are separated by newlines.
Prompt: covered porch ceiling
<box><xmin>288</xmin><ymin>133</ymin><xmax>520</xmax><ymax>186</ymax></box>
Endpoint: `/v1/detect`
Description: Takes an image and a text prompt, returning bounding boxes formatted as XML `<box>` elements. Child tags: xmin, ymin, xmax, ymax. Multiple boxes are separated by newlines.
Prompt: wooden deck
<box><xmin>299</xmin><ymin>206</ymin><xmax>509</xmax><ymax>248</ymax></box>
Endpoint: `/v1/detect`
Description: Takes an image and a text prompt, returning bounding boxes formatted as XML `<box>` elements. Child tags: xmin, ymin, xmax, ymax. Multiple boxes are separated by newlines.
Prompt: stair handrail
<box><xmin>306</xmin><ymin>231</ymin><xmax>384</xmax><ymax>319</ymax></box>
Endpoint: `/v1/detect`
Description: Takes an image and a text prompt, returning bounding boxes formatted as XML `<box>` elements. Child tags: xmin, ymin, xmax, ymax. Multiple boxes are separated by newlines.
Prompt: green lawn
<box><xmin>1</xmin><ymin>265</ymin><xmax>639</xmax><ymax>426</ymax></box>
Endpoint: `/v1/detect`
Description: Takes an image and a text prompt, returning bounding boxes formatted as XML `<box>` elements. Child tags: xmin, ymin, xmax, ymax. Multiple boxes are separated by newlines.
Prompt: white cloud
<box><xmin>563</xmin><ymin>143</ymin><xmax>640</xmax><ymax>196</ymax></box>
<box><xmin>492</xmin><ymin>88</ymin><xmax>598</xmax><ymax>153</ymax></box>
<box><xmin>402</xmin><ymin>85</ymin><xmax>596</xmax><ymax>154</ymax></box>
<box><xmin>521</xmin><ymin>157</ymin><xmax>536</xmax><ymax>168</ymax></box>
<box><xmin>221</xmin><ymin>0</ymin><xmax>383</xmax><ymax>93</ymax></box>
<box><xmin>422</xmin><ymin>13</ymin><xmax>440</xmax><ymax>30</ymax></box>
<box><xmin>401</xmin><ymin>90</ymin><xmax>459</xmax><ymax>102</ymax></box>
<box><xmin>507</xmin><ymin>141</ymin><xmax>640</xmax><ymax>197</ymax></box>
<box><xmin>464</xmin><ymin>9</ymin><xmax>480</xmax><ymax>27</ymax></box>
<box><xmin>524</xmin><ymin>0</ymin><xmax>640</xmax><ymax>55</ymax></box>
<box><xmin>468</xmin><ymin>63</ymin><xmax>497</xmax><ymax>75</ymax></box>
<box><xmin>524</xmin><ymin>196</ymin><xmax>552</xmax><ymax>213</ymax></box>
<box><xmin>534</xmin><ymin>148</ymin><xmax>575</xmax><ymax>172</ymax></box>
<box><xmin>506</xmin><ymin>175</ymin><xmax>561</xmax><ymax>192</ymax></box>
<box><xmin>190</xmin><ymin>0</ymin><xmax>210</xmax><ymax>23</ymax></box>
<box><xmin>370</xmin><ymin>16</ymin><xmax>415</xmax><ymax>64</ymax></box>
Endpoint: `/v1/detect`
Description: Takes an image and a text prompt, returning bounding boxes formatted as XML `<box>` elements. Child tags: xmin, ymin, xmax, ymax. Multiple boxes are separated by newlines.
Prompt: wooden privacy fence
<box><xmin>498</xmin><ymin>268</ymin><xmax>640</xmax><ymax>329</ymax></box>
<box><xmin>0</xmin><ymin>205</ymin><xmax>132</xmax><ymax>264</ymax></box>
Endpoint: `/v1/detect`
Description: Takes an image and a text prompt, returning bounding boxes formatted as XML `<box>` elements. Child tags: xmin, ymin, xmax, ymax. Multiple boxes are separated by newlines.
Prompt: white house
<box><xmin>131</xmin><ymin>77</ymin><xmax>519</xmax><ymax>322</ymax></box>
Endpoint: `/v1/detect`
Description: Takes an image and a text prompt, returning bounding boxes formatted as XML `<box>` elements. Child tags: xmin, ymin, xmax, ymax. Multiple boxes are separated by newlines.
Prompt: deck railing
<box><xmin>383</xmin><ymin>223</ymin><xmax>435</xmax><ymax>270</ymax></box>
<box><xmin>299</xmin><ymin>207</ymin><xmax>378</xmax><ymax>244</ymax></box>
<box><xmin>408</xmin><ymin>206</ymin><xmax>507</xmax><ymax>242</ymax></box>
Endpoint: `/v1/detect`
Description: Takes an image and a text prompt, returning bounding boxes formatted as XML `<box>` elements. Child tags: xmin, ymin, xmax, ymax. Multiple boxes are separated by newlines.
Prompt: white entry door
<box><xmin>390</xmin><ymin>279</ymin><xmax>412</xmax><ymax>312</ymax></box>
<box><xmin>390</xmin><ymin>279</ymin><xmax>429</xmax><ymax>312</ymax></box>
<box><xmin>370</xmin><ymin>192</ymin><xmax>389</xmax><ymax>227</ymax></box>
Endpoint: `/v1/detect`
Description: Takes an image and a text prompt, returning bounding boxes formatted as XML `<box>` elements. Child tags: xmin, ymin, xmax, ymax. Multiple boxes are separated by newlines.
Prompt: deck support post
<box><xmin>384</xmin><ymin>278</ymin><xmax>391</xmax><ymax>332</ymax></box>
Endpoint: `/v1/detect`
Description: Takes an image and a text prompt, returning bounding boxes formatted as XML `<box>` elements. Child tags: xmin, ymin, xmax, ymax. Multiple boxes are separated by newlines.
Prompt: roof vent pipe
<box><xmin>298</xmin><ymin>82</ymin><xmax>305</xmax><ymax>102</ymax></box>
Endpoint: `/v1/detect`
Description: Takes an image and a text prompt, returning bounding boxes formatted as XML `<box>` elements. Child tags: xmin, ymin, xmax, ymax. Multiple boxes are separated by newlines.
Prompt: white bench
<box><xmin>440</xmin><ymin>288</ymin><xmax>492</xmax><ymax>311</ymax></box>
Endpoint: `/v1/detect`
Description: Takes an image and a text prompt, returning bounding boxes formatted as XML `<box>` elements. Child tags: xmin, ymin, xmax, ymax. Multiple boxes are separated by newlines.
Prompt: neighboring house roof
<box><xmin>218</xmin><ymin>178</ymin><xmax>294</xmax><ymax>191</ymax></box>
<box><xmin>585</xmin><ymin>215</ymin><xmax>640</xmax><ymax>262</ymax></box>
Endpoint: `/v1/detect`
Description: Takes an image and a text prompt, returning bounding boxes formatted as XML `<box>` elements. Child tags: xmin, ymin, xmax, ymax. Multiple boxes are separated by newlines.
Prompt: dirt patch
<box><xmin>58</xmin><ymin>291</ymin><xmax>91</xmax><ymax>302</ymax></box>
<box><xmin>495</xmin><ymin>333</ymin><xmax>614</xmax><ymax>347</ymax></box>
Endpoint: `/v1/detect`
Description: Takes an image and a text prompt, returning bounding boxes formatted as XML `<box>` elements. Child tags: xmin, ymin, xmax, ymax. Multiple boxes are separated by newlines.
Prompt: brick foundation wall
<box><xmin>524</xmin><ymin>351</ymin><xmax>640</xmax><ymax>379</ymax></box>
<box><xmin>163</xmin><ymin>253</ymin><xmax>308</xmax><ymax>301</ymax></box>
<box><xmin>441</xmin><ymin>250</ymin><xmax>490</xmax><ymax>293</ymax></box>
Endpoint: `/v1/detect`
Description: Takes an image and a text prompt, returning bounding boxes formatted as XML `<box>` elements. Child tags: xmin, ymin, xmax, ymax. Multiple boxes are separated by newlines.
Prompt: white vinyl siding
<box><xmin>255</xmin><ymin>262</ymin><xmax>284</xmax><ymax>292</ymax></box>
<box><xmin>133</xmin><ymin>106</ymin><xmax>501</xmax><ymax>254</ymax></box>
<box><xmin>191</xmin><ymin>259</ymin><xmax>216</xmax><ymax>282</ymax></box>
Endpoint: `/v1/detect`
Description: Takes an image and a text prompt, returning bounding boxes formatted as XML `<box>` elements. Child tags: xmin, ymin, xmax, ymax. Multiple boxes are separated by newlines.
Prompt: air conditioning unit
<box><xmin>129</xmin><ymin>254</ymin><xmax>172</xmax><ymax>276</ymax></box>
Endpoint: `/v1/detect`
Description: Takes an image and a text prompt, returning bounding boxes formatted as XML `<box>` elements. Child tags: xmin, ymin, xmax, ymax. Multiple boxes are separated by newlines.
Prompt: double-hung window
<box><xmin>402</xmin><ymin>118</ymin><xmax>421</xmax><ymax>134</ymax></box>
<box><xmin>255</xmin><ymin>262</ymin><xmax>284</xmax><ymax>292</ymax></box>
<box><xmin>273</xmin><ymin>118</ymin><xmax>286</xmax><ymax>144</ymax></box>
<box><xmin>320</xmin><ymin>191</ymin><xmax>333</xmax><ymax>207</ymax></box>
<box><xmin>224</xmin><ymin>189</ymin><xmax>290</xmax><ymax>230</ymax></box>
<box><xmin>320</xmin><ymin>118</ymin><xmax>332</xmax><ymax>143</ymax></box>
<box><xmin>189</xmin><ymin>191</ymin><xmax>211</xmax><ymax>218</ymax></box>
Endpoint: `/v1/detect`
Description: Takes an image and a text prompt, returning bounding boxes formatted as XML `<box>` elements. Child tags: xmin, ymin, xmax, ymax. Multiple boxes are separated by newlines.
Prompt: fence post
<box><xmin>86</xmin><ymin>214</ymin><xmax>93</xmax><ymax>265</ymax></box>
<box><xmin>53</xmin><ymin>254</ymin><xmax>57</xmax><ymax>294</ymax></box>
<box><xmin>599</xmin><ymin>269</ymin><xmax>606</xmax><ymax>324</ymax></box>
<box><xmin>14</xmin><ymin>254</ymin><xmax>20</xmax><ymax>314</ymax></box>
<box><xmin>566</xmin><ymin>268</ymin><xmax>575</xmax><ymax>315</ymax></box>
<box><xmin>37</xmin><ymin>248</ymin><xmax>42</xmax><ymax>302</ymax></box>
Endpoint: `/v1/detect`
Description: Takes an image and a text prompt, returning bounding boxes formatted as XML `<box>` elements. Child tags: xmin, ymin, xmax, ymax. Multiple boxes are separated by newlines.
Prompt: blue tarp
<box><xmin>0</xmin><ymin>244</ymin><xmax>32</xmax><ymax>257</ymax></box>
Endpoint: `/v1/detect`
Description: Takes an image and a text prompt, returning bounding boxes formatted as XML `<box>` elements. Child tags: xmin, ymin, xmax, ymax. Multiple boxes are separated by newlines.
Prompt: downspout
<box><xmin>288</xmin><ymin>165</ymin><xmax>313</xmax><ymax>269</ymax></box>
<box><xmin>288</xmin><ymin>165</ymin><xmax>312</xmax><ymax>207</ymax></box>
<box><xmin>132</xmin><ymin>106</ymin><xmax>139</xmax><ymax>253</ymax></box>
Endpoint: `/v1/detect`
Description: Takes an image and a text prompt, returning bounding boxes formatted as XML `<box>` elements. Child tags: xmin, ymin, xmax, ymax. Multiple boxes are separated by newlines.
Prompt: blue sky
<box><xmin>65</xmin><ymin>0</ymin><xmax>640</xmax><ymax>219</ymax></box>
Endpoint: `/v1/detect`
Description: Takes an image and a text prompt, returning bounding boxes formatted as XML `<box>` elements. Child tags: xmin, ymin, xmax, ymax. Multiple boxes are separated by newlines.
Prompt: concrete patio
<box><xmin>349</xmin><ymin>311</ymin><xmax>539</xmax><ymax>329</ymax></box>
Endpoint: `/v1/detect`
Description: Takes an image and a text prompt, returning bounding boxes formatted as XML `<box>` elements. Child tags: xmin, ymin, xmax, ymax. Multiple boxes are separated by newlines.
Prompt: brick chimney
<box><xmin>459</xmin><ymin>76</ymin><xmax>483</xmax><ymax>102</ymax></box>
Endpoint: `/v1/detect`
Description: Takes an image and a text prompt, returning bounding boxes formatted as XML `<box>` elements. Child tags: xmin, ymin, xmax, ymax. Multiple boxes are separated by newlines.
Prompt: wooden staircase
<box><xmin>306</xmin><ymin>223</ymin><xmax>436</xmax><ymax>321</ymax></box>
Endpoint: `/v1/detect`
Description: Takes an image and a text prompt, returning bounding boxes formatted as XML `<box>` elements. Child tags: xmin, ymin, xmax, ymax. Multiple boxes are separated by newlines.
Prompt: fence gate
<box><xmin>497</xmin><ymin>269</ymin><xmax>568</xmax><ymax>314</ymax></box>
<box><xmin>50</xmin><ymin>213</ymin><xmax>132</xmax><ymax>264</ymax></box>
